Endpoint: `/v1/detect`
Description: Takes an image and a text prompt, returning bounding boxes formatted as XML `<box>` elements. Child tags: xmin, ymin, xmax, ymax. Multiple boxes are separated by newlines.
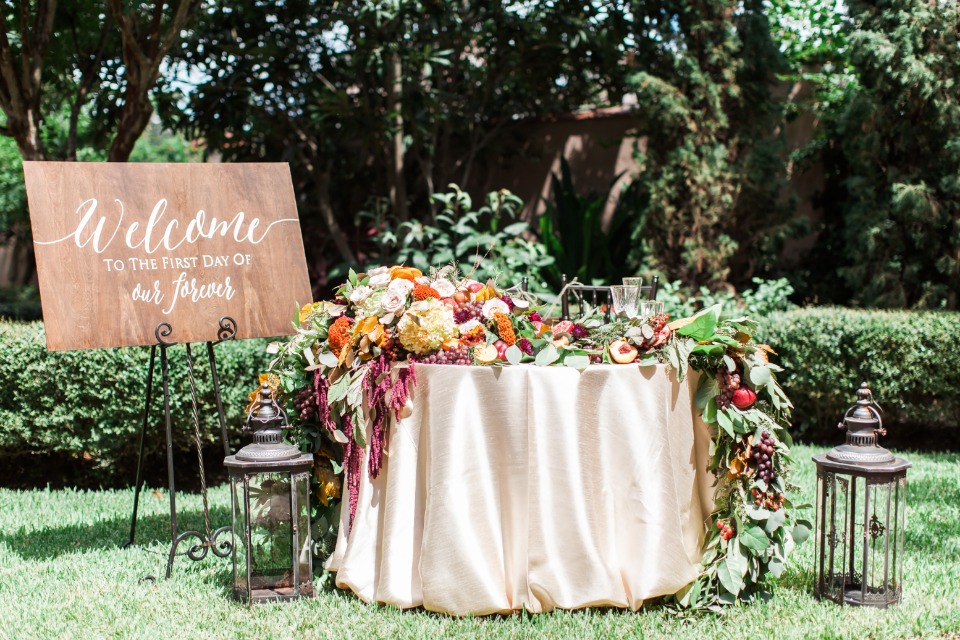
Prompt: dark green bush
<box><xmin>0</xmin><ymin>321</ymin><xmax>272</xmax><ymax>484</ymax></box>
<box><xmin>760</xmin><ymin>308</ymin><xmax>960</xmax><ymax>444</ymax></box>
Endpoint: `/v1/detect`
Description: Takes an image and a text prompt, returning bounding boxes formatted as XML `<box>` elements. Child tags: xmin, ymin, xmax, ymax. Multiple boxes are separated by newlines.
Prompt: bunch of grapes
<box><xmin>413</xmin><ymin>344</ymin><xmax>473</xmax><ymax>366</ymax></box>
<box><xmin>453</xmin><ymin>300</ymin><xmax>483</xmax><ymax>324</ymax></box>
<box><xmin>294</xmin><ymin>386</ymin><xmax>318</xmax><ymax>422</ymax></box>
<box><xmin>715</xmin><ymin>369</ymin><xmax>742</xmax><ymax>410</ymax></box>
<box><xmin>752</xmin><ymin>430</ymin><xmax>777</xmax><ymax>483</ymax></box>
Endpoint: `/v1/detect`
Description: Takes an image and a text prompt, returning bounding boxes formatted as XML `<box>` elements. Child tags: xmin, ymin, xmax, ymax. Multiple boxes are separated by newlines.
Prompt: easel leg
<box><xmin>160</xmin><ymin>344</ymin><xmax>179</xmax><ymax>580</ymax></box>
<box><xmin>122</xmin><ymin>345</ymin><xmax>157</xmax><ymax>549</ymax></box>
<box><xmin>207</xmin><ymin>341</ymin><xmax>231</xmax><ymax>457</ymax></box>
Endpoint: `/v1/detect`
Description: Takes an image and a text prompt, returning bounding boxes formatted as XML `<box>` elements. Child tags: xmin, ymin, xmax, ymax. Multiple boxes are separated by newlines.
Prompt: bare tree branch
<box><xmin>109</xmin><ymin>0</ymin><xmax>147</xmax><ymax>68</ymax></box>
<box><xmin>68</xmin><ymin>6</ymin><xmax>112</xmax><ymax>160</ymax></box>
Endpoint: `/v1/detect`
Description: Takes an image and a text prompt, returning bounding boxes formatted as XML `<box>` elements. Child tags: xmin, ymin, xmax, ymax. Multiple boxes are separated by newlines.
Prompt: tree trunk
<box><xmin>316</xmin><ymin>164</ymin><xmax>357</xmax><ymax>265</ymax></box>
<box><xmin>385</xmin><ymin>49</ymin><xmax>408</xmax><ymax>221</ymax></box>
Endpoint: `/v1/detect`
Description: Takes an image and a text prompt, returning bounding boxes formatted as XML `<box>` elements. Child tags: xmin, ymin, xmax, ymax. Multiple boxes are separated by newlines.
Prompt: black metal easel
<box><xmin>122</xmin><ymin>316</ymin><xmax>238</xmax><ymax>579</ymax></box>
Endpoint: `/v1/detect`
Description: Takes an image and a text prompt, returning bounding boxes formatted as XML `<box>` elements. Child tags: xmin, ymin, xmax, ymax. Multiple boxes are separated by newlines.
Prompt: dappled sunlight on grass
<box><xmin>0</xmin><ymin>446</ymin><xmax>957</xmax><ymax>639</ymax></box>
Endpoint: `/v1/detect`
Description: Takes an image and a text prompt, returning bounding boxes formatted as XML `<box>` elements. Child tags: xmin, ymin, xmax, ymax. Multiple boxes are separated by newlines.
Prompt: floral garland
<box><xmin>263</xmin><ymin>264</ymin><xmax>809</xmax><ymax>608</ymax></box>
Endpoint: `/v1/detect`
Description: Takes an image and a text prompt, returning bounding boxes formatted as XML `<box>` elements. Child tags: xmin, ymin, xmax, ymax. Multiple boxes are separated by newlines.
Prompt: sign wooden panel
<box><xmin>24</xmin><ymin>162</ymin><xmax>312</xmax><ymax>351</ymax></box>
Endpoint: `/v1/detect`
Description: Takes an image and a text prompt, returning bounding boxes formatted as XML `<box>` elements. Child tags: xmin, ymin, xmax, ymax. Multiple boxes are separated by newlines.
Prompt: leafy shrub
<box><xmin>0</xmin><ymin>321</ymin><xmax>271</xmax><ymax>484</ymax></box>
<box><xmin>0</xmin><ymin>286</ymin><xmax>42</xmax><ymax>321</ymax></box>
<box><xmin>658</xmin><ymin>277</ymin><xmax>797</xmax><ymax>319</ymax></box>
<box><xmin>759</xmin><ymin>308</ymin><xmax>960</xmax><ymax>444</ymax></box>
<box><xmin>539</xmin><ymin>157</ymin><xmax>632</xmax><ymax>289</ymax></box>
<box><xmin>359</xmin><ymin>185</ymin><xmax>554</xmax><ymax>292</ymax></box>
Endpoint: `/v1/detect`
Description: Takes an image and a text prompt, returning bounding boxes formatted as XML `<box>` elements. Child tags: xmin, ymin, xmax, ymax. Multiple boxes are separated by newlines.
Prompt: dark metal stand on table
<box><xmin>121</xmin><ymin>316</ymin><xmax>238</xmax><ymax>579</ymax></box>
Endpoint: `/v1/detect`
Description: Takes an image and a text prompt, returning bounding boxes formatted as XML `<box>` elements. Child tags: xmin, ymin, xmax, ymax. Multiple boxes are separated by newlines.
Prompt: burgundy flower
<box><xmin>518</xmin><ymin>337</ymin><xmax>534</xmax><ymax>355</ymax></box>
<box><xmin>529</xmin><ymin>311</ymin><xmax>542</xmax><ymax>322</ymax></box>
<box><xmin>500</xmin><ymin>295</ymin><xmax>515</xmax><ymax>311</ymax></box>
<box><xmin>571</xmin><ymin>323</ymin><xmax>588</xmax><ymax>339</ymax></box>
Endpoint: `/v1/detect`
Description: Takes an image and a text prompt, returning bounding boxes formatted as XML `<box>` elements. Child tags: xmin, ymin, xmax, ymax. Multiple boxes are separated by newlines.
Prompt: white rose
<box><xmin>380</xmin><ymin>290</ymin><xmax>407</xmax><ymax>314</ymax></box>
<box><xmin>415</xmin><ymin>275</ymin><xmax>431</xmax><ymax>285</ymax></box>
<box><xmin>431</xmin><ymin>279</ymin><xmax>457</xmax><ymax>299</ymax></box>
<box><xmin>388</xmin><ymin>278</ymin><xmax>414</xmax><ymax>295</ymax></box>
<box><xmin>458</xmin><ymin>319</ymin><xmax>482</xmax><ymax>334</ymax></box>
<box><xmin>367</xmin><ymin>266</ymin><xmax>389</xmax><ymax>277</ymax></box>
<box><xmin>369</xmin><ymin>273</ymin><xmax>391</xmax><ymax>288</ymax></box>
<box><xmin>349</xmin><ymin>285</ymin><xmax>373</xmax><ymax>304</ymax></box>
<box><xmin>481</xmin><ymin>297</ymin><xmax>510</xmax><ymax>320</ymax></box>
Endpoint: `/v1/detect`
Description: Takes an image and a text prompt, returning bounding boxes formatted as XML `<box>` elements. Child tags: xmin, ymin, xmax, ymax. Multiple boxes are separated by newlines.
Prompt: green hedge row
<box><xmin>2</xmin><ymin>309</ymin><xmax>957</xmax><ymax>485</ymax></box>
<box><xmin>760</xmin><ymin>308</ymin><xmax>960</xmax><ymax>444</ymax></box>
<box><xmin>0</xmin><ymin>321</ymin><xmax>271</xmax><ymax>483</ymax></box>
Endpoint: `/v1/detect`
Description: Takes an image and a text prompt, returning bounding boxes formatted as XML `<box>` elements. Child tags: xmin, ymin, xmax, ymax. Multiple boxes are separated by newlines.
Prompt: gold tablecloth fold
<box><xmin>326</xmin><ymin>363</ymin><xmax>714</xmax><ymax>615</ymax></box>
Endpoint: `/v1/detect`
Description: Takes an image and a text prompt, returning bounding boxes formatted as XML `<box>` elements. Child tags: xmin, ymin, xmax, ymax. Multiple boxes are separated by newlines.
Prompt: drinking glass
<box><xmin>638</xmin><ymin>300</ymin><xmax>664</xmax><ymax>321</ymax></box>
<box><xmin>610</xmin><ymin>285</ymin><xmax>640</xmax><ymax>320</ymax></box>
<box><xmin>622</xmin><ymin>277</ymin><xmax>644</xmax><ymax>291</ymax></box>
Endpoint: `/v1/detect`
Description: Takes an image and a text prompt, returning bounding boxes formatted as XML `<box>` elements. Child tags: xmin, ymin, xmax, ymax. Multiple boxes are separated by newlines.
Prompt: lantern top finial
<box><xmin>824</xmin><ymin>381</ymin><xmax>897</xmax><ymax>466</ymax></box>
<box><xmin>234</xmin><ymin>382</ymin><xmax>301</xmax><ymax>462</ymax></box>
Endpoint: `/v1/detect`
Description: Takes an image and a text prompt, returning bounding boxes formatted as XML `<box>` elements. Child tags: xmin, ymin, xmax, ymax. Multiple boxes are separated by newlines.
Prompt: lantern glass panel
<box><xmin>818</xmin><ymin>472</ymin><xmax>851</xmax><ymax>603</ymax></box>
<box><xmin>248</xmin><ymin>472</ymin><xmax>295</xmax><ymax>592</ymax></box>
<box><xmin>294</xmin><ymin>472</ymin><xmax>312</xmax><ymax>585</ymax></box>
<box><xmin>231</xmin><ymin>474</ymin><xmax>248</xmax><ymax>596</ymax></box>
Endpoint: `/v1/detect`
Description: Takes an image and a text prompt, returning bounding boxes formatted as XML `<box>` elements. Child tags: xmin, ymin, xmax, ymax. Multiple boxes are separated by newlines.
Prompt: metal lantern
<box><xmin>224</xmin><ymin>383</ymin><xmax>314</xmax><ymax>604</ymax></box>
<box><xmin>812</xmin><ymin>382</ymin><xmax>910</xmax><ymax>607</ymax></box>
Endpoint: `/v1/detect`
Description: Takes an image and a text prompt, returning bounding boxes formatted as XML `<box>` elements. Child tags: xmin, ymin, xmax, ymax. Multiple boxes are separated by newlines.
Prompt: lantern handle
<box><xmin>244</xmin><ymin>383</ymin><xmax>288</xmax><ymax>433</ymax></box>
<box><xmin>838</xmin><ymin>383</ymin><xmax>886</xmax><ymax>437</ymax></box>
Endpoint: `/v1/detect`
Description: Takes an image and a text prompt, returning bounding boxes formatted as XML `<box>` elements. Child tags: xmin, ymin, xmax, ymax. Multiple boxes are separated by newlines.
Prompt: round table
<box><xmin>326</xmin><ymin>363</ymin><xmax>715</xmax><ymax>615</ymax></box>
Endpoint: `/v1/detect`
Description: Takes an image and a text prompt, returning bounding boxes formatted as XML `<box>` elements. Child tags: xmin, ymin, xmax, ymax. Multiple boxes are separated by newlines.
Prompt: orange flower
<box><xmin>494</xmin><ymin>312</ymin><xmax>516</xmax><ymax>346</ymax></box>
<box><xmin>328</xmin><ymin>316</ymin><xmax>353</xmax><ymax>357</ymax></box>
<box><xmin>389</xmin><ymin>266</ymin><xmax>423</xmax><ymax>281</ymax></box>
<box><xmin>413</xmin><ymin>283</ymin><xmax>440</xmax><ymax>301</ymax></box>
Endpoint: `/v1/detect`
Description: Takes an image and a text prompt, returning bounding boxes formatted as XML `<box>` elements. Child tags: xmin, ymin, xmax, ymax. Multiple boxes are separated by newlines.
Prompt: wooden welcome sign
<box><xmin>24</xmin><ymin>162</ymin><xmax>312</xmax><ymax>351</ymax></box>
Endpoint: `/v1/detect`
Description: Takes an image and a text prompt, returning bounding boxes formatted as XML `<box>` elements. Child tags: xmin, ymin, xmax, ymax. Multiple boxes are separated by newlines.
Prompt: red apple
<box><xmin>732</xmin><ymin>387</ymin><xmax>757</xmax><ymax>410</ymax></box>
<box><xmin>454</xmin><ymin>291</ymin><xmax>470</xmax><ymax>303</ymax></box>
<box><xmin>467</xmin><ymin>282</ymin><xmax>484</xmax><ymax>293</ymax></box>
<box><xmin>441</xmin><ymin>298</ymin><xmax>457</xmax><ymax>310</ymax></box>
<box><xmin>493</xmin><ymin>339</ymin><xmax>509</xmax><ymax>361</ymax></box>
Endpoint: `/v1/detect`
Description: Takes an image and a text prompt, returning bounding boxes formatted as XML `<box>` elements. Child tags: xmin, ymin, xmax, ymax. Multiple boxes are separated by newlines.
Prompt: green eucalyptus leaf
<box><xmin>695</xmin><ymin>375</ymin><xmax>720</xmax><ymax>409</ymax></box>
<box><xmin>564</xmin><ymin>354</ymin><xmax>591</xmax><ymax>371</ymax></box>
<box><xmin>716</xmin><ymin>410</ymin><xmax>735</xmax><ymax>439</ymax></box>
<box><xmin>768</xmin><ymin>557</ymin><xmax>785</xmax><ymax>579</ymax></box>
<box><xmin>535</xmin><ymin>344</ymin><xmax>560</xmax><ymax>366</ymax></box>
<box><xmin>506</xmin><ymin>344</ymin><xmax>523</xmax><ymax>366</ymax></box>
<box><xmin>739</xmin><ymin>525</ymin><xmax>771</xmax><ymax>551</ymax></box>
<box><xmin>327</xmin><ymin>373</ymin><xmax>350</xmax><ymax>403</ymax></box>
<box><xmin>718</xmin><ymin>550</ymin><xmax>746</xmax><ymax>594</ymax></box>
<box><xmin>749</xmin><ymin>365</ymin><xmax>773</xmax><ymax>387</ymax></box>
<box><xmin>317</xmin><ymin>351</ymin><xmax>340</xmax><ymax>368</ymax></box>
<box><xmin>764</xmin><ymin>507</ymin><xmax>787</xmax><ymax>534</ymax></box>
<box><xmin>792</xmin><ymin>520</ymin><xmax>813</xmax><ymax>545</ymax></box>
<box><xmin>677</xmin><ymin>304</ymin><xmax>721</xmax><ymax>341</ymax></box>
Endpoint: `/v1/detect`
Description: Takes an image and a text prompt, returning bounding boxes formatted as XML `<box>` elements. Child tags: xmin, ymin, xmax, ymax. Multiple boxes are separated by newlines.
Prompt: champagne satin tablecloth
<box><xmin>326</xmin><ymin>363</ymin><xmax>715</xmax><ymax>615</ymax></box>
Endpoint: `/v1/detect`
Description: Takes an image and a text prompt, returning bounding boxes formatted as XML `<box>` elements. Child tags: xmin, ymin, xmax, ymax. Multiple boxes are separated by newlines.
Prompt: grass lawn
<box><xmin>0</xmin><ymin>444</ymin><xmax>958</xmax><ymax>639</ymax></box>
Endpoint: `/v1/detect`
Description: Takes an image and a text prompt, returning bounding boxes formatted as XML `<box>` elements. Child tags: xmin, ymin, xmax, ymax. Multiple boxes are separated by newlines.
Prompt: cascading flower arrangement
<box><xmin>260</xmin><ymin>264</ymin><xmax>807</xmax><ymax>609</ymax></box>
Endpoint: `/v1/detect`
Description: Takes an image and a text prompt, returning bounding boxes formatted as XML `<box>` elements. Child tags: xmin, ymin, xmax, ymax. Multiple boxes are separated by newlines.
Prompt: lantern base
<box><xmin>234</xmin><ymin>584</ymin><xmax>315</xmax><ymax>604</ymax></box>
<box><xmin>842</xmin><ymin>584</ymin><xmax>902</xmax><ymax>608</ymax></box>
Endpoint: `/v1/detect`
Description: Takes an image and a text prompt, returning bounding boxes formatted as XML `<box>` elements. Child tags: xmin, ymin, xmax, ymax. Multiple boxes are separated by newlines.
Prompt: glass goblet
<box><xmin>610</xmin><ymin>285</ymin><xmax>640</xmax><ymax>320</ymax></box>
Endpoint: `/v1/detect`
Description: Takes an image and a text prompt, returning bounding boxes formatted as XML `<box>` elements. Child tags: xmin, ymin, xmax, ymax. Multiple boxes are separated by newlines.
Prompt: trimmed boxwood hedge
<box><xmin>3</xmin><ymin>309</ymin><xmax>958</xmax><ymax>485</ymax></box>
<box><xmin>0</xmin><ymin>321</ymin><xmax>272</xmax><ymax>484</ymax></box>
<box><xmin>760</xmin><ymin>308</ymin><xmax>960</xmax><ymax>445</ymax></box>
